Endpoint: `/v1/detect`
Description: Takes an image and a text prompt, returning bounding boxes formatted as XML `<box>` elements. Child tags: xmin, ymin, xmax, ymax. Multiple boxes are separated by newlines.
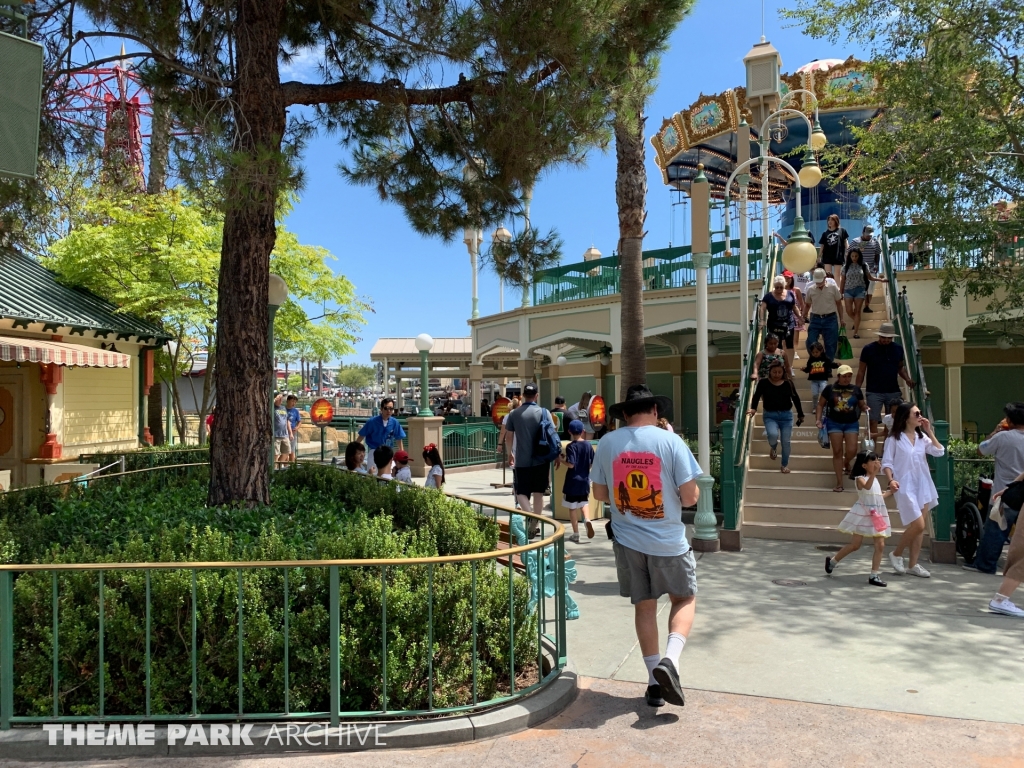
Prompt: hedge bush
<box><xmin>76</xmin><ymin>446</ymin><xmax>211</xmax><ymax>472</ymax></box>
<box><xmin>949</xmin><ymin>438</ymin><xmax>994</xmax><ymax>500</ymax></box>
<box><xmin>0</xmin><ymin>466</ymin><xmax>537</xmax><ymax>717</ymax></box>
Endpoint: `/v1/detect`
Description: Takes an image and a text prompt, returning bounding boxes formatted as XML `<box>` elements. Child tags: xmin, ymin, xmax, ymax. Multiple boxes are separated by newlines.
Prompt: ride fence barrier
<box><xmin>0</xmin><ymin>464</ymin><xmax>567</xmax><ymax>729</ymax></box>
<box><xmin>442</xmin><ymin>423</ymin><xmax>501</xmax><ymax>468</ymax></box>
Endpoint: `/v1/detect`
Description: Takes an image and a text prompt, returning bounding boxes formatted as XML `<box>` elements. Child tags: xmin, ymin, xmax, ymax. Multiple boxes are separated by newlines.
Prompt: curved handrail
<box><xmin>733</xmin><ymin>237</ymin><xmax>779</xmax><ymax>470</ymax></box>
<box><xmin>879</xmin><ymin>231</ymin><xmax>932</xmax><ymax>419</ymax></box>
<box><xmin>0</xmin><ymin>462</ymin><xmax>565</xmax><ymax>570</ymax></box>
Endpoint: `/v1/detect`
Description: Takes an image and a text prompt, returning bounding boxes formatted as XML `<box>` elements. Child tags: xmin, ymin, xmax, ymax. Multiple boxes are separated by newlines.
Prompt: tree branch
<box><xmin>281</xmin><ymin>60</ymin><xmax>562</xmax><ymax>107</ymax></box>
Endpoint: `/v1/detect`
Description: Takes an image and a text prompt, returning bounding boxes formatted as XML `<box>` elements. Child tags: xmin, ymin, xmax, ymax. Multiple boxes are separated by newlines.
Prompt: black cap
<box><xmin>523</xmin><ymin>382</ymin><xmax>539</xmax><ymax>395</ymax></box>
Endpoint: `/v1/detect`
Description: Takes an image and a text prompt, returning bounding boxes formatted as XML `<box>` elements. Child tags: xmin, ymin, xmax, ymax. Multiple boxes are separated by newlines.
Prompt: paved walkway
<box><xmin>444</xmin><ymin>468</ymin><xmax>1024</xmax><ymax>724</ymax></box>
<box><xmin>8</xmin><ymin>468</ymin><xmax>1024</xmax><ymax>765</ymax></box>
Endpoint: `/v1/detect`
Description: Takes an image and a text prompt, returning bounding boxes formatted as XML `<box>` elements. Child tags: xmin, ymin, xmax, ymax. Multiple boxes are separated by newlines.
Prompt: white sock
<box><xmin>643</xmin><ymin>654</ymin><xmax>660</xmax><ymax>686</ymax></box>
<box><xmin>870</xmin><ymin>571</ymin><xmax>879</xmax><ymax>577</ymax></box>
<box><xmin>995</xmin><ymin>593</ymin><xmax>1010</xmax><ymax>603</ymax></box>
<box><xmin>664</xmin><ymin>633</ymin><xmax>686</xmax><ymax>671</ymax></box>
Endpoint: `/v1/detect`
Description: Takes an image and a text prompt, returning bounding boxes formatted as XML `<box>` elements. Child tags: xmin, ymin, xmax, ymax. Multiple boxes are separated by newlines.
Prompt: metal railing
<box><xmin>532</xmin><ymin>237</ymin><xmax>765</xmax><ymax>305</ymax></box>
<box><xmin>442</xmin><ymin>422</ymin><xmax>501</xmax><ymax>468</ymax></box>
<box><xmin>879</xmin><ymin>232</ymin><xmax>931</xmax><ymax>418</ymax></box>
<box><xmin>720</xmin><ymin>238</ymin><xmax>780</xmax><ymax>531</ymax></box>
<box><xmin>0</xmin><ymin>464</ymin><xmax>567</xmax><ymax>728</ymax></box>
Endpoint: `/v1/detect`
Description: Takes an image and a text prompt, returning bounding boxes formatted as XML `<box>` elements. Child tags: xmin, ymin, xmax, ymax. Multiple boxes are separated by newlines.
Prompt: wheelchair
<box><xmin>954</xmin><ymin>477</ymin><xmax>992</xmax><ymax>563</ymax></box>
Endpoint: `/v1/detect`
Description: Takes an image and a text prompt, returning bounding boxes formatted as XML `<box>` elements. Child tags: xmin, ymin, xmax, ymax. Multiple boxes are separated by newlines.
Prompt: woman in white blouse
<box><xmin>882</xmin><ymin>403</ymin><xmax>945</xmax><ymax>578</ymax></box>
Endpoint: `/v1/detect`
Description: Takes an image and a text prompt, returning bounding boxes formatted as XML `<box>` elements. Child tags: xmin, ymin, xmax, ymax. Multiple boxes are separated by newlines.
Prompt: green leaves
<box><xmin>485</xmin><ymin>226</ymin><xmax>563</xmax><ymax>288</ymax></box>
<box><xmin>785</xmin><ymin>0</ymin><xmax>1024</xmax><ymax>327</ymax></box>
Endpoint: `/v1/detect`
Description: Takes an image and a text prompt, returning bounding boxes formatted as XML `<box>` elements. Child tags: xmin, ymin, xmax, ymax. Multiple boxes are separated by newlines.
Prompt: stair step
<box><xmin>741</xmin><ymin>520</ymin><xmax>931</xmax><ymax>545</ymax></box>
<box><xmin>744</xmin><ymin>484</ymin><xmax>898</xmax><ymax>508</ymax></box>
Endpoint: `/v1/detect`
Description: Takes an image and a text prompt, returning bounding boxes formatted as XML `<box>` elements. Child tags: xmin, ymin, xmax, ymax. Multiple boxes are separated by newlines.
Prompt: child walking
<box><xmin>802</xmin><ymin>341</ymin><xmax>838</xmax><ymax>410</ymax></box>
<box><xmin>825</xmin><ymin>451</ymin><xmax>895</xmax><ymax>587</ymax></box>
<box><xmin>393</xmin><ymin>450</ymin><xmax>413</xmax><ymax>483</ymax></box>
<box><xmin>561</xmin><ymin>420</ymin><xmax>596</xmax><ymax>543</ymax></box>
<box><xmin>422</xmin><ymin>443</ymin><xmax>445</xmax><ymax>489</ymax></box>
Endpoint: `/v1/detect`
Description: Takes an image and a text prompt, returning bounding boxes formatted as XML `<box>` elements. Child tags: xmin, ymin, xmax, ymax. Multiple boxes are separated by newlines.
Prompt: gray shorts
<box><xmin>613</xmin><ymin>542</ymin><xmax>697</xmax><ymax>604</ymax></box>
<box><xmin>866</xmin><ymin>391</ymin><xmax>902</xmax><ymax>423</ymax></box>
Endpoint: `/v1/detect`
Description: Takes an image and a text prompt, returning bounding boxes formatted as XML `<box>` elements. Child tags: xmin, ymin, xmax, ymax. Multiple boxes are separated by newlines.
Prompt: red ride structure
<box><xmin>48</xmin><ymin>50</ymin><xmax>151</xmax><ymax>190</ymax></box>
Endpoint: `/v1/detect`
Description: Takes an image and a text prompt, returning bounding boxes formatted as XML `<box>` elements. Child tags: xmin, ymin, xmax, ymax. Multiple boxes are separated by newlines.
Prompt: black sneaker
<box><xmin>868</xmin><ymin>574</ymin><xmax>887</xmax><ymax>587</ymax></box>
<box><xmin>863</xmin><ymin>306</ymin><xmax>874</xmax><ymax>313</ymax></box>
<box><xmin>652</xmin><ymin>659</ymin><xmax>685</xmax><ymax>706</ymax></box>
<box><xmin>825</xmin><ymin>556</ymin><xmax>835</xmax><ymax>575</ymax></box>
<box><xmin>645</xmin><ymin>684</ymin><xmax>665</xmax><ymax>707</ymax></box>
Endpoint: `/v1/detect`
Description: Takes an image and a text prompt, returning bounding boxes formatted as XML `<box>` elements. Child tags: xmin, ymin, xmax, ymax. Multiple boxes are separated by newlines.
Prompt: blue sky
<box><xmin>279</xmin><ymin>1</ymin><xmax>868</xmax><ymax>365</ymax></box>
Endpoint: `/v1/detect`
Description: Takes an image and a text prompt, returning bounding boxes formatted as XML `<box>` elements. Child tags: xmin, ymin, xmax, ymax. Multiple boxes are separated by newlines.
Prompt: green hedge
<box><xmin>0</xmin><ymin>466</ymin><xmax>536</xmax><ymax>717</ymax></box>
<box><xmin>77</xmin><ymin>447</ymin><xmax>210</xmax><ymax>471</ymax></box>
<box><xmin>948</xmin><ymin>438</ymin><xmax>994</xmax><ymax>501</ymax></box>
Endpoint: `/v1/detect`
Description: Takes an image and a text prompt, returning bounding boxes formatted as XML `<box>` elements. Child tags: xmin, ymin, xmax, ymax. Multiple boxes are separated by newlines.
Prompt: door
<box><xmin>0</xmin><ymin>375</ymin><xmax>26</xmax><ymax>488</ymax></box>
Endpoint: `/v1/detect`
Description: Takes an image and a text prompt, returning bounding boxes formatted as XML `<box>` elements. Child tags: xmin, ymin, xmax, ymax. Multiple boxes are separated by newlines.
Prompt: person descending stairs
<box><xmin>740</xmin><ymin>285</ymin><xmax>919</xmax><ymax>545</ymax></box>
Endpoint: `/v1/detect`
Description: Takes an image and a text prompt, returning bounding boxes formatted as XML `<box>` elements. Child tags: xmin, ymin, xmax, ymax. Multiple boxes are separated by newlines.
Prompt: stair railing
<box><xmin>721</xmin><ymin>236</ymin><xmax>779</xmax><ymax>532</ymax></box>
<box><xmin>879</xmin><ymin>231</ymin><xmax>932</xmax><ymax>419</ymax></box>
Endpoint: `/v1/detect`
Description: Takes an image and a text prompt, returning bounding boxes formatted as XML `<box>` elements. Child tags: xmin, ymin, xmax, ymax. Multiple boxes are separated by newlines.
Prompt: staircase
<box><xmin>740</xmin><ymin>292</ymin><xmax>922</xmax><ymax>544</ymax></box>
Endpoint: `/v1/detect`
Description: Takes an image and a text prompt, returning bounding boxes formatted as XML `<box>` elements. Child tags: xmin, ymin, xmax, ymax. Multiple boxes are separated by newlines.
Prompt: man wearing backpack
<box><xmin>504</xmin><ymin>382</ymin><xmax>556</xmax><ymax>537</ymax></box>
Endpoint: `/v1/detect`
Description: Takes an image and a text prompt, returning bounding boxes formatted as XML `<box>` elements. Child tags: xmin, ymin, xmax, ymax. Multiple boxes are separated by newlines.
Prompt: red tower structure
<box><xmin>48</xmin><ymin>51</ymin><xmax>151</xmax><ymax>190</ymax></box>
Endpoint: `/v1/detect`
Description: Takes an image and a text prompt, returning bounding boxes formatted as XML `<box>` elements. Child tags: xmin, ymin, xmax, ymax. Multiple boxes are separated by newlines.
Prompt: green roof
<box><xmin>0</xmin><ymin>249</ymin><xmax>170</xmax><ymax>342</ymax></box>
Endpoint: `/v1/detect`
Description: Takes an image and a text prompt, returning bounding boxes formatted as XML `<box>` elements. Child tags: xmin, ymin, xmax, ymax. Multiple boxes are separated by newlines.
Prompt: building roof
<box><xmin>0</xmin><ymin>249</ymin><xmax>170</xmax><ymax>342</ymax></box>
<box><xmin>371</xmin><ymin>337</ymin><xmax>474</xmax><ymax>357</ymax></box>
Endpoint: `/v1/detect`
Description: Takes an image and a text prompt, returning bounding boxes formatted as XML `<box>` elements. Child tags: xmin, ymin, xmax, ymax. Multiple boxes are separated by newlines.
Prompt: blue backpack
<box><xmin>533</xmin><ymin>408</ymin><xmax>563</xmax><ymax>464</ymax></box>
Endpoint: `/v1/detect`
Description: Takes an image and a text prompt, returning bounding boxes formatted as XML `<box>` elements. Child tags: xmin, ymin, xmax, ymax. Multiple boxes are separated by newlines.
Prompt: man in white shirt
<box><xmin>802</xmin><ymin>268</ymin><xmax>845</xmax><ymax>360</ymax></box>
<box><xmin>566</xmin><ymin>392</ymin><xmax>594</xmax><ymax>439</ymax></box>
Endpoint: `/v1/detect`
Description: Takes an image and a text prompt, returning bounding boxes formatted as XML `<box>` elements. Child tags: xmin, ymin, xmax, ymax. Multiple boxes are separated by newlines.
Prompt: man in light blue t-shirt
<box><xmin>592</xmin><ymin>384</ymin><xmax>701</xmax><ymax>710</ymax></box>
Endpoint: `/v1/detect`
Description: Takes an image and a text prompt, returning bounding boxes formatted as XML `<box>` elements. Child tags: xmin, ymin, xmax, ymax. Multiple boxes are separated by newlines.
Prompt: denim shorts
<box><xmin>825</xmin><ymin>418</ymin><xmax>860</xmax><ymax>435</ymax></box>
<box><xmin>844</xmin><ymin>285</ymin><xmax>866</xmax><ymax>299</ymax></box>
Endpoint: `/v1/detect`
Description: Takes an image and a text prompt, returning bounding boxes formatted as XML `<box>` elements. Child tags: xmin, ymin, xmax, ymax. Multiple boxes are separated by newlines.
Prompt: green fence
<box><xmin>0</xmin><ymin>465</ymin><xmax>567</xmax><ymax>728</ymax></box>
<box><xmin>443</xmin><ymin>423</ymin><xmax>501</xmax><ymax>468</ymax></box>
<box><xmin>532</xmin><ymin>237</ymin><xmax>766</xmax><ymax>305</ymax></box>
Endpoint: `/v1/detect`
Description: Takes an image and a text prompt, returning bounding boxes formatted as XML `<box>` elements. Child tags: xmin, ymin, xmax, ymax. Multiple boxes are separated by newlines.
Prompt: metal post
<box><xmin>320</xmin><ymin>426</ymin><xmax>326</xmax><ymax>463</ymax></box>
<box><xmin>418</xmin><ymin>349</ymin><xmax>431</xmax><ymax>416</ymax></box>
<box><xmin>737</xmin><ymin>120</ymin><xmax>751</xmax><ymax>355</ymax></box>
<box><xmin>720</xmin><ymin>421</ymin><xmax>737</xmax><ymax>530</ymax></box>
<box><xmin>329</xmin><ymin>566</ymin><xmax>340</xmax><ymax>726</ymax></box>
<box><xmin>268</xmin><ymin>304</ymin><xmax>279</xmax><ymax>472</ymax></box>
<box><xmin>0</xmin><ymin>571</ymin><xmax>13</xmax><ymax>730</ymax></box>
<box><xmin>932</xmin><ymin>421</ymin><xmax>954</xmax><ymax>542</ymax></box>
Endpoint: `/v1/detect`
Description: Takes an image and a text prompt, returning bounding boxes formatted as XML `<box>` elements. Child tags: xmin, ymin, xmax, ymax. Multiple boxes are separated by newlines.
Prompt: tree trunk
<box><xmin>145</xmin><ymin>80</ymin><xmax>171</xmax><ymax>447</ymax></box>
<box><xmin>208</xmin><ymin>0</ymin><xmax>287</xmax><ymax>506</ymax></box>
<box><xmin>615</xmin><ymin>108</ymin><xmax>648</xmax><ymax>398</ymax></box>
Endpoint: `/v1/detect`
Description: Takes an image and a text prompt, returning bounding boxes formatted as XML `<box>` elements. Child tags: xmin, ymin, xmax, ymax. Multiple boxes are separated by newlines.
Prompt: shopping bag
<box><xmin>817</xmin><ymin>426</ymin><xmax>831</xmax><ymax>449</ymax></box>
<box><xmin>836</xmin><ymin>325</ymin><xmax>853</xmax><ymax>359</ymax></box>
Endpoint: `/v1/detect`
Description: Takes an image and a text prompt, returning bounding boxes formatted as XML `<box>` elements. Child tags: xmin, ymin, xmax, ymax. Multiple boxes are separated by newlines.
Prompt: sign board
<box><xmin>309</xmin><ymin>398</ymin><xmax>334</xmax><ymax>427</ymax></box>
<box><xmin>0</xmin><ymin>30</ymin><xmax>43</xmax><ymax>179</ymax></box>
<box><xmin>491</xmin><ymin>396</ymin><xmax>512</xmax><ymax>425</ymax></box>
<box><xmin>589</xmin><ymin>395</ymin><xmax>607</xmax><ymax>428</ymax></box>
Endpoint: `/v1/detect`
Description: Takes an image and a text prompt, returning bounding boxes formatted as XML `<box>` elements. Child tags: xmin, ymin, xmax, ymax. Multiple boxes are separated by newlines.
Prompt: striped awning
<box><xmin>0</xmin><ymin>335</ymin><xmax>131</xmax><ymax>368</ymax></box>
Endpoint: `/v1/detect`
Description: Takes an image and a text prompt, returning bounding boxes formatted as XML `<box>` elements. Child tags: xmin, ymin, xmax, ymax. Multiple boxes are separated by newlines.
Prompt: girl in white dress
<box><xmin>882</xmin><ymin>403</ymin><xmax>945</xmax><ymax>578</ymax></box>
<box><xmin>422</xmin><ymin>443</ymin><xmax>446</xmax><ymax>489</ymax></box>
<box><xmin>826</xmin><ymin>452</ymin><xmax>895</xmax><ymax>586</ymax></box>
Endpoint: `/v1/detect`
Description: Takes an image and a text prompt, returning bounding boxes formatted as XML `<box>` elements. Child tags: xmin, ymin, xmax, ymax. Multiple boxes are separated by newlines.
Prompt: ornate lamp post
<box><xmin>268</xmin><ymin>274</ymin><xmax>288</xmax><ymax>470</ymax></box>
<box><xmin>414</xmin><ymin>333</ymin><xmax>434</xmax><ymax>416</ymax></box>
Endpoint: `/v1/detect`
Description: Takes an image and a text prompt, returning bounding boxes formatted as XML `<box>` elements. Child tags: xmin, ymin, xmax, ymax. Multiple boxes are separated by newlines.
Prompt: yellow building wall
<box><xmin>63</xmin><ymin>366</ymin><xmax>137</xmax><ymax>449</ymax></box>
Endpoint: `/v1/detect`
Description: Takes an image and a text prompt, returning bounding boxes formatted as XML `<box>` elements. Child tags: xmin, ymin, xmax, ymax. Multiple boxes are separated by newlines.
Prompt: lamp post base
<box><xmin>691</xmin><ymin>474</ymin><xmax>720</xmax><ymax>552</ymax></box>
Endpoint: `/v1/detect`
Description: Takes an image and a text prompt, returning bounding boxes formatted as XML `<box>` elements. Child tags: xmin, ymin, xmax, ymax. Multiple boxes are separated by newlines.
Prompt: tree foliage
<box><xmin>45</xmin><ymin>186</ymin><xmax>369</xmax><ymax>440</ymax></box>
<box><xmin>337</xmin><ymin>364</ymin><xmax>376</xmax><ymax>390</ymax></box>
<box><xmin>785</xmin><ymin>0</ymin><xmax>1024</xmax><ymax>325</ymax></box>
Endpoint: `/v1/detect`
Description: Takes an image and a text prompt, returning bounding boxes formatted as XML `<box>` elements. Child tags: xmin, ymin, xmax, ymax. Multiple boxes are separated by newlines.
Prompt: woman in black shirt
<box><xmin>747</xmin><ymin>361</ymin><xmax>805</xmax><ymax>473</ymax></box>
<box><xmin>818</xmin><ymin>213</ymin><xmax>849</xmax><ymax>283</ymax></box>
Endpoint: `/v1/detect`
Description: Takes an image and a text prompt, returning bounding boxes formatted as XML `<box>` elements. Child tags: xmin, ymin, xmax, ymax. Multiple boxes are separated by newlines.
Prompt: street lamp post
<box><xmin>493</xmin><ymin>226</ymin><xmax>511</xmax><ymax>313</ymax></box>
<box><xmin>521</xmin><ymin>184</ymin><xmax>533</xmax><ymax>308</ymax></box>
<box><xmin>463</xmin><ymin>161</ymin><xmax>484</xmax><ymax>320</ymax></box>
<box><xmin>268</xmin><ymin>274</ymin><xmax>289</xmax><ymax>471</ymax></box>
<box><xmin>415</xmin><ymin>333</ymin><xmax>434</xmax><ymax>417</ymax></box>
<box><xmin>690</xmin><ymin>165</ymin><xmax>719</xmax><ymax>552</ymax></box>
